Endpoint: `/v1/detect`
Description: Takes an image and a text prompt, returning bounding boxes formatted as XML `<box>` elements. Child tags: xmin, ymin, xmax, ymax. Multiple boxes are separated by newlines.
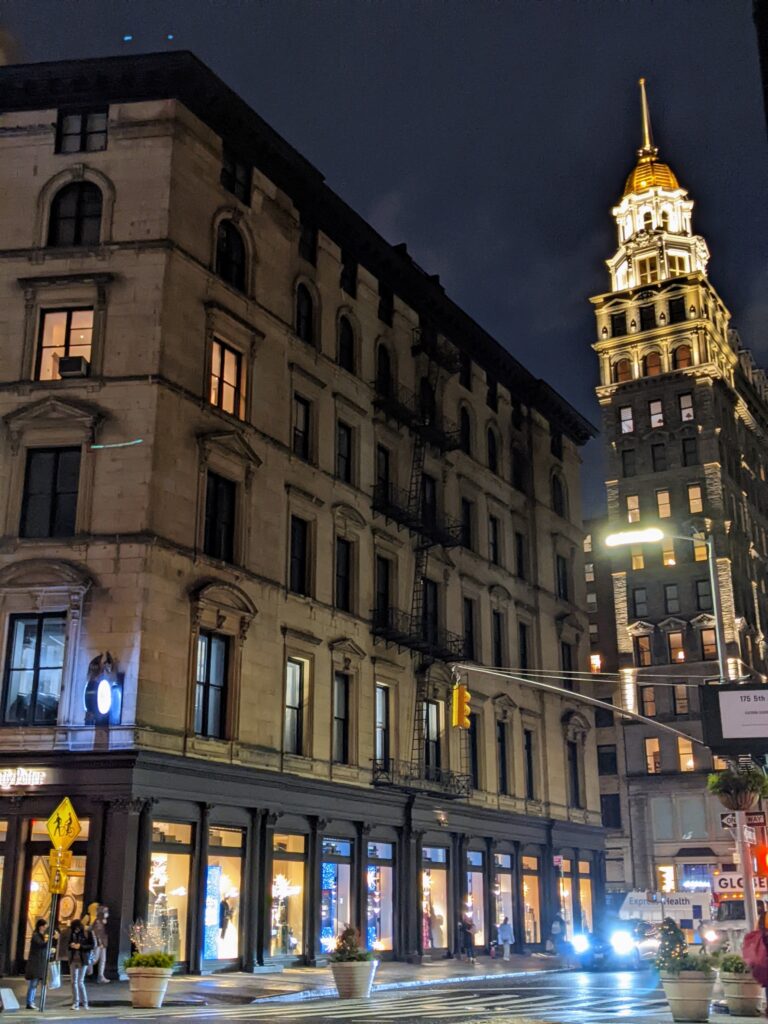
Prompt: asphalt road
<box><xmin>32</xmin><ymin>970</ymin><xmax>684</xmax><ymax>1024</ymax></box>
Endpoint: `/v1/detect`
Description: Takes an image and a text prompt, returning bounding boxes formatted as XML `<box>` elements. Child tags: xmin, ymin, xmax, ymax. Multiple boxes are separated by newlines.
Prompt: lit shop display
<box><xmin>366</xmin><ymin>842</ymin><xmax>393</xmax><ymax>951</ymax></box>
<box><xmin>422</xmin><ymin>847</ymin><xmax>448</xmax><ymax>950</ymax></box>
<box><xmin>204</xmin><ymin>828</ymin><xmax>243</xmax><ymax>961</ymax></box>
<box><xmin>578</xmin><ymin>861</ymin><xmax>594</xmax><ymax>932</ymax></box>
<box><xmin>493</xmin><ymin>853</ymin><xmax>514</xmax><ymax>931</ymax></box>
<box><xmin>320</xmin><ymin>838</ymin><xmax>352</xmax><ymax>952</ymax></box>
<box><xmin>25</xmin><ymin>819</ymin><xmax>88</xmax><ymax>952</ymax></box>
<box><xmin>522</xmin><ymin>855</ymin><xmax>541</xmax><ymax>945</ymax></box>
<box><xmin>271</xmin><ymin>833</ymin><xmax>305</xmax><ymax>957</ymax></box>
<box><xmin>148</xmin><ymin>822</ymin><xmax>192</xmax><ymax>962</ymax></box>
<box><xmin>466</xmin><ymin>850</ymin><xmax>486</xmax><ymax>945</ymax></box>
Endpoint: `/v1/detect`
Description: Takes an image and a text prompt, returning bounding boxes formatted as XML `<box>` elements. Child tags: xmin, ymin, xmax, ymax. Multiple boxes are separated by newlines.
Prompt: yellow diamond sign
<box><xmin>46</xmin><ymin>797</ymin><xmax>81</xmax><ymax>851</ymax></box>
<box><xmin>49</xmin><ymin>868</ymin><xmax>68</xmax><ymax>895</ymax></box>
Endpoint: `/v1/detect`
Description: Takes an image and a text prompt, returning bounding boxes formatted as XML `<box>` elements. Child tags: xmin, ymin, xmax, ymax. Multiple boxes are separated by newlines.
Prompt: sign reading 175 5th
<box><xmin>701</xmin><ymin>684</ymin><xmax>768</xmax><ymax>756</ymax></box>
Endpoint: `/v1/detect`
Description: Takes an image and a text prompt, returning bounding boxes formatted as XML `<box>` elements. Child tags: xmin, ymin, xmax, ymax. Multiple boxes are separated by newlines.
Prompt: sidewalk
<box><xmin>5</xmin><ymin>953</ymin><xmax>566</xmax><ymax>1014</ymax></box>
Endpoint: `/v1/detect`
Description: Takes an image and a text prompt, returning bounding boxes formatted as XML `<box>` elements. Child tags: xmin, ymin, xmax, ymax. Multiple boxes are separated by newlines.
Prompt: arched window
<box><xmin>613</xmin><ymin>358</ymin><xmax>632</xmax><ymax>383</ymax></box>
<box><xmin>673</xmin><ymin>344</ymin><xmax>692</xmax><ymax>370</ymax></box>
<box><xmin>552</xmin><ymin>475</ymin><xmax>567</xmax><ymax>518</ymax></box>
<box><xmin>642</xmin><ymin>211</ymin><xmax>653</xmax><ymax>231</ymax></box>
<box><xmin>419</xmin><ymin>378</ymin><xmax>436</xmax><ymax>425</ymax></box>
<box><xmin>661</xmin><ymin>210</ymin><xmax>670</xmax><ymax>231</ymax></box>
<box><xmin>487</xmin><ymin>428</ymin><xmax>499</xmax><ymax>474</ymax></box>
<box><xmin>643</xmin><ymin>351</ymin><xmax>662</xmax><ymax>377</ymax></box>
<box><xmin>337</xmin><ymin>316</ymin><xmax>355</xmax><ymax>373</ymax></box>
<box><xmin>215</xmin><ymin>221</ymin><xmax>246</xmax><ymax>292</ymax></box>
<box><xmin>295</xmin><ymin>283</ymin><xmax>314</xmax><ymax>345</ymax></box>
<box><xmin>376</xmin><ymin>345</ymin><xmax>392</xmax><ymax>395</ymax></box>
<box><xmin>459</xmin><ymin>408</ymin><xmax>472</xmax><ymax>455</ymax></box>
<box><xmin>48</xmin><ymin>182</ymin><xmax>102</xmax><ymax>247</ymax></box>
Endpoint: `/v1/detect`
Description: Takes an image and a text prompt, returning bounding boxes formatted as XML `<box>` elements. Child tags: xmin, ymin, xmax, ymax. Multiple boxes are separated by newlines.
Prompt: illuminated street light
<box><xmin>604</xmin><ymin>527</ymin><xmax>665</xmax><ymax>547</ymax></box>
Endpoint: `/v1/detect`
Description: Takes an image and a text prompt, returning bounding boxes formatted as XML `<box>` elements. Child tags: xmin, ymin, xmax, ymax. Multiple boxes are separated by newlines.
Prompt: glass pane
<box><xmin>285</xmin><ymin>661</ymin><xmax>302</xmax><ymax>707</ymax></box>
<box><xmin>26</xmin><ymin>852</ymin><xmax>86</xmax><ymax>953</ymax></box>
<box><xmin>467</xmin><ymin>851</ymin><xmax>483</xmax><ymax>867</ymax></box>
<box><xmin>33</xmin><ymin>669</ymin><xmax>62</xmax><ymax>723</ymax></box>
<box><xmin>466</xmin><ymin>869</ymin><xmax>485</xmax><ymax>945</ymax></box>
<box><xmin>0</xmin><ymin>821</ymin><xmax>7</xmax><ymax>842</ymax></box>
<box><xmin>204</xmin><ymin>852</ymin><xmax>242</xmax><ymax>960</ymax></box>
<box><xmin>196</xmin><ymin>634</ymin><xmax>208</xmax><ymax>682</ymax></box>
<box><xmin>367</xmin><ymin>842</ymin><xmax>392</xmax><ymax>860</ymax></box>
<box><xmin>423</xmin><ymin>847</ymin><xmax>447</xmax><ymax>864</ymax></box>
<box><xmin>366</xmin><ymin>863</ymin><xmax>393</xmax><ymax>951</ymax></box>
<box><xmin>320</xmin><ymin>860</ymin><xmax>351</xmax><ymax>952</ymax></box>
<box><xmin>209</xmin><ymin>636</ymin><xmax>227</xmax><ymax>687</ymax></box>
<box><xmin>560</xmin><ymin>872</ymin><xmax>574</xmax><ymax>937</ymax></box>
<box><xmin>494</xmin><ymin>872</ymin><xmax>513</xmax><ymax>938</ymax></box>
<box><xmin>495</xmin><ymin>853</ymin><xmax>512</xmax><ymax>869</ymax></box>
<box><xmin>322</xmin><ymin>838</ymin><xmax>351</xmax><ymax>858</ymax></box>
<box><xmin>422</xmin><ymin>866</ymin><xmax>448</xmax><ymax>949</ymax></box>
<box><xmin>522</xmin><ymin>855</ymin><xmax>538</xmax><ymax>872</ymax></box>
<box><xmin>209</xmin><ymin>827</ymin><xmax>243</xmax><ymax>849</ymax></box>
<box><xmin>273</xmin><ymin>834</ymin><xmax>305</xmax><ymax>855</ymax></box>
<box><xmin>522</xmin><ymin>871</ymin><xmax>541</xmax><ymax>944</ymax></box>
<box><xmin>148</xmin><ymin>851</ymin><xmax>189</xmax><ymax>960</ymax></box>
<box><xmin>272</xmin><ymin>857</ymin><xmax>304</xmax><ymax>955</ymax></box>
<box><xmin>579</xmin><ymin>877</ymin><xmax>593</xmax><ymax>932</ymax></box>
<box><xmin>39</xmin><ymin>618</ymin><xmax>66</xmax><ymax>668</ymax></box>
<box><xmin>152</xmin><ymin>822</ymin><xmax>192</xmax><ymax>845</ymax></box>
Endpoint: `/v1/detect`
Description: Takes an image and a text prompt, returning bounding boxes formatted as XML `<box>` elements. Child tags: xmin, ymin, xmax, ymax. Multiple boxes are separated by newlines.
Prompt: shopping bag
<box><xmin>48</xmin><ymin>961</ymin><xmax>61</xmax><ymax>990</ymax></box>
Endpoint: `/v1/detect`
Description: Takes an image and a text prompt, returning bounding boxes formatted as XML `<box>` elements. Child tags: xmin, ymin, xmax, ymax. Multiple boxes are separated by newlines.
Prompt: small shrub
<box><xmin>124</xmin><ymin>951</ymin><xmax>175</xmax><ymax>969</ymax></box>
<box><xmin>720</xmin><ymin>953</ymin><xmax>749</xmax><ymax>974</ymax></box>
<box><xmin>706</xmin><ymin>767</ymin><xmax>768</xmax><ymax>802</ymax></box>
<box><xmin>329</xmin><ymin>926</ymin><xmax>373</xmax><ymax>963</ymax></box>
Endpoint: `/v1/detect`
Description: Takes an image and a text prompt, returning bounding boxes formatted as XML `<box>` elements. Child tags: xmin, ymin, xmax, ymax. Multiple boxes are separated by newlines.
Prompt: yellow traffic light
<box><xmin>451</xmin><ymin>683</ymin><xmax>471</xmax><ymax>730</ymax></box>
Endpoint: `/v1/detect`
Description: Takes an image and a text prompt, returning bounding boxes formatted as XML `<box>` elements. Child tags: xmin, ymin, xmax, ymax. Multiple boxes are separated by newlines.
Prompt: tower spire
<box><xmin>638</xmin><ymin>77</ymin><xmax>658</xmax><ymax>159</ymax></box>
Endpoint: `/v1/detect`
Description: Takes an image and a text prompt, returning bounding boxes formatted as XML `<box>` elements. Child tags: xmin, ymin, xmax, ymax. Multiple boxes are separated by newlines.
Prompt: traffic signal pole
<box><xmin>38</xmin><ymin>892</ymin><xmax>58</xmax><ymax>1013</ymax></box>
<box><xmin>736</xmin><ymin>811</ymin><xmax>759</xmax><ymax>932</ymax></box>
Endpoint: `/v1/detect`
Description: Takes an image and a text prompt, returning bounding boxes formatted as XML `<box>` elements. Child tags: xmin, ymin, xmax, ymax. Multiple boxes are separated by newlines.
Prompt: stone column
<box><xmin>242</xmin><ymin>808</ymin><xmax>262</xmax><ymax>972</ymax></box>
<box><xmin>305</xmin><ymin>816</ymin><xmax>327</xmax><ymax>966</ymax></box>
<box><xmin>511</xmin><ymin>840</ymin><xmax>525</xmax><ymax>954</ymax></box>
<box><xmin>100</xmin><ymin>798</ymin><xmax>147</xmax><ymax>973</ymax></box>
<box><xmin>353</xmin><ymin>822</ymin><xmax>370</xmax><ymax>939</ymax></box>
<box><xmin>190</xmin><ymin>803</ymin><xmax>212</xmax><ymax>975</ymax></box>
<box><xmin>258</xmin><ymin>811</ymin><xmax>280</xmax><ymax>965</ymax></box>
<box><xmin>0</xmin><ymin>807</ymin><xmax>24</xmax><ymax>974</ymax></box>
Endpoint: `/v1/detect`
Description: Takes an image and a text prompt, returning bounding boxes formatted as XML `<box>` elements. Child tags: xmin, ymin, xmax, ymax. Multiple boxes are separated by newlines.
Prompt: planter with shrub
<box><xmin>124</xmin><ymin>951</ymin><xmax>175</xmax><ymax>1009</ymax></box>
<box><xmin>706</xmin><ymin>767</ymin><xmax>768</xmax><ymax>811</ymax></box>
<box><xmin>656</xmin><ymin>918</ymin><xmax>715</xmax><ymax>1022</ymax></box>
<box><xmin>718</xmin><ymin>953</ymin><xmax>763</xmax><ymax>1016</ymax></box>
<box><xmin>328</xmin><ymin>927</ymin><xmax>378</xmax><ymax>999</ymax></box>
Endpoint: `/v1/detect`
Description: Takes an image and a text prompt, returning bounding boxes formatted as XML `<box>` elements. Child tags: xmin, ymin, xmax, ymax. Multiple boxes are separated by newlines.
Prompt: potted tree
<box><xmin>707</xmin><ymin>767</ymin><xmax>768</xmax><ymax>810</ymax></box>
<box><xmin>123</xmin><ymin>921</ymin><xmax>175</xmax><ymax>1009</ymax></box>
<box><xmin>656</xmin><ymin>918</ymin><xmax>715</xmax><ymax>1023</ymax></box>
<box><xmin>329</xmin><ymin>926</ymin><xmax>378</xmax><ymax>999</ymax></box>
<box><xmin>719</xmin><ymin>953</ymin><xmax>763</xmax><ymax>1016</ymax></box>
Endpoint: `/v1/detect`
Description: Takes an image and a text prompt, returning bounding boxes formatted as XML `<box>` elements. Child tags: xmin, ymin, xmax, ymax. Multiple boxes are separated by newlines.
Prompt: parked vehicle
<box><xmin>571</xmin><ymin>917</ymin><xmax>653</xmax><ymax>971</ymax></box>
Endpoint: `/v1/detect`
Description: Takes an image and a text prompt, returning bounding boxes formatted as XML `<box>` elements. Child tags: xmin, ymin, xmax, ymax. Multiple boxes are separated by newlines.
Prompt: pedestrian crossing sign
<box><xmin>46</xmin><ymin>797</ymin><xmax>81</xmax><ymax>851</ymax></box>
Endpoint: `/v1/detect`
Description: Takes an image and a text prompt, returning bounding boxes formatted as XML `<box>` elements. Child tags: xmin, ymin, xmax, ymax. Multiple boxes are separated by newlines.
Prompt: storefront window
<box><xmin>204</xmin><ymin>827</ymin><xmax>243</xmax><ymax>961</ymax></box>
<box><xmin>366</xmin><ymin>841</ymin><xmax>393</xmax><ymax>952</ymax></box>
<box><xmin>320</xmin><ymin>838</ymin><xmax>352</xmax><ymax>953</ymax></box>
<box><xmin>578</xmin><ymin>861</ymin><xmax>593</xmax><ymax>933</ymax></box>
<box><xmin>559</xmin><ymin>858</ymin><xmax>574</xmax><ymax>938</ymax></box>
<box><xmin>26</xmin><ymin>819</ymin><xmax>90</xmax><ymax>953</ymax></box>
<box><xmin>422</xmin><ymin>846</ymin><xmax>448</xmax><ymax>950</ymax></box>
<box><xmin>522</xmin><ymin>855</ymin><xmax>541</xmax><ymax>945</ymax></box>
<box><xmin>494</xmin><ymin>853</ymin><xmax>513</xmax><ymax>937</ymax></box>
<box><xmin>149</xmin><ymin>821</ymin><xmax>192</xmax><ymax>962</ymax></box>
<box><xmin>466</xmin><ymin>850</ymin><xmax>485</xmax><ymax>945</ymax></box>
<box><xmin>271</xmin><ymin>833</ymin><xmax>305</xmax><ymax>957</ymax></box>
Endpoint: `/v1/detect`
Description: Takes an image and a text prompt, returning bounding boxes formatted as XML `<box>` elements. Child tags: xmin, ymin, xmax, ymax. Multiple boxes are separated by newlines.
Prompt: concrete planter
<box><xmin>125</xmin><ymin>967</ymin><xmax>173</xmax><ymax>1008</ymax></box>
<box><xmin>660</xmin><ymin>971</ymin><xmax>715</xmax><ymax>1022</ymax></box>
<box><xmin>717</xmin><ymin>792</ymin><xmax>759</xmax><ymax>811</ymax></box>
<box><xmin>330</xmin><ymin>960</ymin><xmax>378</xmax><ymax>999</ymax></box>
<box><xmin>720</xmin><ymin>971</ymin><xmax>763</xmax><ymax>1016</ymax></box>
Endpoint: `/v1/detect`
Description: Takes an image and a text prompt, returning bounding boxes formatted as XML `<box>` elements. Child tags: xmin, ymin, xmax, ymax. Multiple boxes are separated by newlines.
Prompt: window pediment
<box><xmin>658</xmin><ymin>616</ymin><xmax>688</xmax><ymax>632</ymax></box>
<box><xmin>4</xmin><ymin>395</ymin><xmax>104</xmax><ymax>452</ymax></box>
<box><xmin>198</xmin><ymin>429</ymin><xmax>262</xmax><ymax>469</ymax></box>
<box><xmin>562</xmin><ymin>708</ymin><xmax>591</xmax><ymax>741</ymax></box>
<box><xmin>627</xmin><ymin>619</ymin><xmax>656</xmax><ymax>636</ymax></box>
<box><xmin>492</xmin><ymin>693</ymin><xmax>518</xmax><ymax>719</ymax></box>
<box><xmin>332</xmin><ymin>503</ymin><xmax>366</xmax><ymax>529</ymax></box>
<box><xmin>328</xmin><ymin>637</ymin><xmax>366</xmax><ymax>666</ymax></box>
<box><xmin>690</xmin><ymin>613</ymin><xmax>716</xmax><ymax>630</ymax></box>
<box><xmin>0</xmin><ymin>557</ymin><xmax>93</xmax><ymax>594</ymax></box>
<box><xmin>489</xmin><ymin>584</ymin><xmax>512</xmax><ymax>604</ymax></box>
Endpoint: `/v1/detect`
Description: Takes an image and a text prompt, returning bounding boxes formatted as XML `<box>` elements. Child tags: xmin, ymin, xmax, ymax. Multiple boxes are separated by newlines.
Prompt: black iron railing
<box><xmin>372</xmin><ymin>381</ymin><xmax>461</xmax><ymax>451</ymax></box>
<box><xmin>370</xmin><ymin>606</ymin><xmax>465</xmax><ymax>662</ymax></box>
<box><xmin>372</xmin><ymin>758</ymin><xmax>471</xmax><ymax>798</ymax></box>
<box><xmin>411</xmin><ymin>328</ymin><xmax>461</xmax><ymax>375</ymax></box>
<box><xmin>372</xmin><ymin>483</ymin><xmax>463</xmax><ymax>547</ymax></box>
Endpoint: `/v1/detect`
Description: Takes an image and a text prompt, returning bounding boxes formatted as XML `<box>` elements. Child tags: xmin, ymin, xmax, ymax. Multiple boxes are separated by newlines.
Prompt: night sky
<box><xmin>2</xmin><ymin>0</ymin><xmax>767</xmax><ymax>516</ymax></box>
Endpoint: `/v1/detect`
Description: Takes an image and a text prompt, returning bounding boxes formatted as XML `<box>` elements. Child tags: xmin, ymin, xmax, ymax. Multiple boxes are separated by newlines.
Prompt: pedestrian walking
<box><xmin>462</xmin><ymin>914</ymin><xmax>476</xmax><ymax>963</ymax></box>
<box><xmin>497</xmin><ymin>916</ymin><xmax>514</xmax><ymax>961</ymax></box>
<box><xmin>549</xmin><ymin>913</ymin><xmax>566</xmax><ymax>955</ymax></box>
<box><xmin>68</xmin><ymin>918</ymin><xmax>94</xmax><ymax>1010</ymax></box>
<box><xmin>25</xmin><ymin>919</ymin><xmax>49</xmax><ymax>1010</ymax></box>
<box><xmin>91</xmin><ymin>906</ymin><xmax>110</xmax><ymax>983</ymax></box>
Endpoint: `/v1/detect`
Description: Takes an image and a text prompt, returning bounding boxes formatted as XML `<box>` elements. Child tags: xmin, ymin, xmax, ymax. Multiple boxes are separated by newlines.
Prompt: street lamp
<box><xmin>604</xmin><ymin>526</ymin><xmax>728</xmax><ymax>685</ymax></box>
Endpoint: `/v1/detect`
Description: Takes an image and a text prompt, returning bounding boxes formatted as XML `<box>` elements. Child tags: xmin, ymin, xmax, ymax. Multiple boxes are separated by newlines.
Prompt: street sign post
<box><xmin>744</xmin><ymin>825</ymin><xmax>758</xmax><ymax>846</ymax></box>
<box><xmin>721</xmin><ymin>811</ymin><xmax>766</xmax><ymax>829</ymax></box>
<box><xmin>40</xmin><ymin>796</ymin><xmax>81</xmax><ymax>1012</ymax></box>
<box><xmin>46</xmin><ymin>797</ymin><xmax>81</xmax><ymax>850</ymax></box>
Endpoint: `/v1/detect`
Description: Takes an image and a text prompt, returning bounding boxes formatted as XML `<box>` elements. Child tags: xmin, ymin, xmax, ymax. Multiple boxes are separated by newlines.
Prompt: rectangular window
<box><xmin>518</xmin><ymin>622</ymin><xmax>530</xmax><ymax>670</ymax></box>
<box><xmin>633</xmin><ymin>588</ymin><xmax>648</xmax><ymax>617</ymax></box>
<box><xmin>634</xmin><ymin>635</ymin><xmax>652</xmax><ymax>667</ymax></box>
<box><xmin>693</xmin><ymin>541</ymin><xmax>708</xmax><ymax>563</ymax></box>
<box><xmin>668</xmin><ymin>295</ymin><xmax>687</xmax><ymax>322</ymax></box>
<box><xmin>210</xmin><ymin>338</ymin><xmax>245</xmax><ymax>419</ymax></box>
<box><xmin>332</xmin><ymin>672</ymin><xmax>350</xmax><ymax>764</ymax></box>
<box><xmin>36</xmin><ymin>308</ymin><xmax>94</xmax><ymax>380</ymax></box>
<box><xmin>524</xmin><ymin>728</ymin><xmax>535</xmax><ymax>799</ymax></box>
<box><xmin>459</xmin><ymin>351</ymin><xmax>472</xmax><ymax>390</ymax></box>
<box><xmin>611</xmin><ymin>312</ymin><xmax>627</xmax><ymax>337</ymax></box>
<box><xmin>56</xmin><ymin>107</ymin><xmax>107</xmax><ymax>153</ymax></box>
<box><xmin>335</xmin><ymin>537</ymin><xmax>352</xmax><ymax>612</ymax></box>
<box><xmin>601</xmin><ymin>794</ymin><xmax>622</xmax><ymax>829</ymax></box>
<box><xmin>299</xmin><ymin>217</ymin><xmax>317</xmax><ymax>265</ymax></box>
<box><xmin>422</xmin><ymin>473</ymin><xmax>437</xmax><ymax>527</ymax></box>
<box><xmin>468</xmin><ymin>713</ymin><xmax>480</xmax><ymax>789</ymax></box>
<box><xmin>701</xmin><ymin>628</ymin><xmax>718</xmax><ymax>661</ymax></box>
<box><xmin>645</xmin><ymin>737</ymin><xmax>661</xmax><ymax>774</ymax></box>
<box><xmin>375</xmin><ymin>684</ymin><xmax>390</xmax><ymax>766</ymax></box>
<box><xmin>640</xmin><ymin>686</ymin><xmax>657</xmax><ymax>717</ymax></box>
<box><xmin>374</xmin><ymin>556</ymin><xmax>392</xmax><ymax>621</ymax></box>
<box><xmin>488</xmin><ymin>515</ymin><xmax>501</xmax><ymax>565</ymax></box>
<box><xmin>621</xmin><ymin>449</ymin><xmax>636</xmax><ymax>477</ymax></box>
<box><xmin>649</xmin><ymin>399</ymin><xmax>664</xmax><ymax>428</ymax></box>
<box><xmin>584</xmin><ymin>561</ymin><xmax>595</xmax><ymax>583</ymax></box>
<box><xmin>632</xmin><ymin>546</ymin><xmax>645</xmax><ymax>570</ymax></box>
<box><xmin>668</xmin><ymin>631</ymin><xmax>685</xmax><ymax>663</ymax></box>
<box><xmin>289</xmin><ymin>516</ymin><xmax>310</xmax><ymax>596</ymax></box>
<box><xmin>688</xmin><ymin>484</ymin><xmax>703</xmax><ymax>514</ymax></box>
<box><xmin>203</xmin><ymin>471</ymin><xmax>236</xmax><ymax>563</ymax></box>
<box><xmin>673</xmin><ymin>683</ymin><xmax>689</xmax><ymax>716</ymax></box>
<box><xmin>491</xmin><ymin>610</ymin><xmax>504</xmax><ymax>668</ymax></box>
<box><xmin>284</xmin><ymin>658</ymin><xmax>304</xmax><ymax>754</ymax></box>
<box><xmin>679</xmin><ymin>393</ymin><xmax>694</xmax><ymax>422</ymax></box>
<box><xmin>664</xmin><ymin>583</ymin><xmax>680</xmax><ymax>614</ymax></box>
<box><xmin>651</xmin><ymin>443</ymin><xmax>667</xmax><ymax>472</ymax></box>
<box><xmin>619</xmin><ymin>406</ymin><xmax>634</xmax><ymax>433</ymax></box>
<box><xmin>637</xmin><ymin>256</ymin><xmax>659</xmax><ymax>284</ymax></box>
<box><xmin>292</xmin><ymin>395</ymin><xmax>312</xmax><ymax>460</ymax></box>
<box><xmin>678</xmin><ymin>737</ymin><xmax>694</xmax><ymax>772</ymax></box>
<box><xmin>550</xmin><ymin>431</ymin><xmax>563</xmax><ymax>460</ymax></box>
<box><xmin>220</xmin><ymin>147</ymin><xmax>252</xmax><ymax>204</ymax></box>
<box><xmin>195</xmin><ymin>630</ymin><xmax>228</xmax><ymax>738</ymax></box>
<box><xmin>21</xmin><ymin>446</ymin><xmax>81</xmax><ymax>540</ymax></box>
<box><xmin>663</xmin><ymin>542</ymin><xmax>676</xmax><ymax>566</ymax></box>
<box><xmin>556</xmin><ymin>554</ymin><xmax>569</xmax><ymax>601</ymax></box>
<box><xmin>2</xmin><ymin>613</ymin><xmax>66</xmax><ymax>725</ymax></box>
<box><xmin>567</xmin><ymin>740</ymin><xmax>582</xmax><ymax>807</ymax></box>
<box><xmin>627</xmin><ymin>494</ymin><xmax>640</xmax><ymax>523</ymax></box>
<box><xmin>460</xmin><ymin>498</ymin><xmax>473</xmax><ymax>549</ymax></box>
<box><xmin>422</xmin><ymin>578</ymin><xmax>439</xmax><ymax>645</ymax></box>
<box><xmin>656</xmin><ymin>489</ymin><xmax>672</xmax><ymax>519</ymax></box>
<box><xmin>586</xmin><ymin>592</ymin><xmax>597</xmax><ymax>612</ymax></box>
<box><xmin>515</xmin><ymin>532</ymin><xmax>527</xmax><ymax>579</ymax></box>
<box><xmin>378</xmin><ymin>282</ymin><xmax>394</xmax><ymax>326</ymax></box>
<box><xmin>561</xmin><ymin>641</ymin><xmax>574</xmax><ymax>691</ymax></box>
<box><xmin>594</xmin><ymin>699</ymin><xmax>613</xmax><ymax>726</ymax></box>
<box><xmin>423</xmin><ymin>699</ymin><xmax>441</xmax><ymax>775</ymax></box>
<box><xmin>335</xmin><ymin>421</ymin><xmax>353</xmax><ymax>483</ymax></box>
<box><xmin>376</xmin><ymin>445</ymin><xmax>390</xmax><ymax>490</ymax></box>
<box><xmin>639</xmin><ymin>304</ymin><xmax>656</xmax><ymax>331</ymax></box>
<box><xmin>682</xmin><ymin>437</ymin><xmax>698</xmax><ymax>466</ymax></box>
<box><xmin>340</xmin><ymin>253</ymin><xmax>357</xmax><ymax>297</ymax></box>
<box><xmin>696</xmin><ymin>579</ymin><xmax>712</xmax><ymax>611</ymax></box>
<box><xmin>486</xmin><ymin>376</ymin><xmax>498</xmax><ymax>411</ymax></box>
<box><xmin>462</xmin><ymin>597</ymin><xmax>476</xmax><ymax>661</ymax></box>
<box><xmin>597</xmin><ymin>744</ymin><xmax>618</xmax><ymax>775</ymax></box>
<box><xmin>496</xmin><ymin>720</ymin><xmax>509</xmax><ymax>795</ymax></box>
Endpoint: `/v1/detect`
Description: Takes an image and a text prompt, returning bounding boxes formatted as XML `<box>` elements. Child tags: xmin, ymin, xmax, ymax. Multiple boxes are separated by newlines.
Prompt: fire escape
<box><xmin>371</xmin><ymin>323</ymin><xmax>471</xmax><ymax>799</ymax></box>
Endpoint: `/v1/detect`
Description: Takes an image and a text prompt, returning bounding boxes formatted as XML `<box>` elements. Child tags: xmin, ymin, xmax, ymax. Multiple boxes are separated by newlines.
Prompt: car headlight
<box><xmin>703</xmin><ymin>930</ymin><xmax>718</xmax><ymax>943</ymax></box>
<box><xmin>610</xmin><ymin>931</ymin><xmax>635</xmax><ymax>956</ymax></box>
<box><xmin>572</xmin><ymin>934</ymin><xmax>590</xmax><ymax>954</ymax></box>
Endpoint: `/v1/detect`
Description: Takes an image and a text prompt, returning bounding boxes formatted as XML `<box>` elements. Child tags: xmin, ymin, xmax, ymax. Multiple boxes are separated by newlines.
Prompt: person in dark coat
<box><xmin>25</xmin><ymin>919</ymin><xmax>49</xmax><ymax>1010</ymax></box>
<box><xmin>68</xmin><ymin>918</ymin><xmax>94</xmax><ymax>1010</ymax></box>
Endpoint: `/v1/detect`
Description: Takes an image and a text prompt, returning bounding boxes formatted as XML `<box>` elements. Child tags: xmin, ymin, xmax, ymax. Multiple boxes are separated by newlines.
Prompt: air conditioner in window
<box><xmin>58</xmin><ymin>356</ymin><xmax>90</xmax><ymax>378</ymax></box>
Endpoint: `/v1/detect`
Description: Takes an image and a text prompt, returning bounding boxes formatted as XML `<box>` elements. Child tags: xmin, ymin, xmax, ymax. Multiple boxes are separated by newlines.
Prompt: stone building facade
<box><xmin>588</xmin><ymin>81</ymin><xmax>768</xmax><ymax>900</ymax></box>
<box><xmin>0</xmin><ymin>52</ymin><xmax>602</xmax><ymax>975</ymax></box>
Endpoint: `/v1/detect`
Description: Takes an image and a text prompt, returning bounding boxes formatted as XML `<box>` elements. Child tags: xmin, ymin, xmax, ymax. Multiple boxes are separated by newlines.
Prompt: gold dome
<box><xmin>623</xmin><ymin>156</ymin><xmax>680</xmax><ymax>197</ymax></box>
